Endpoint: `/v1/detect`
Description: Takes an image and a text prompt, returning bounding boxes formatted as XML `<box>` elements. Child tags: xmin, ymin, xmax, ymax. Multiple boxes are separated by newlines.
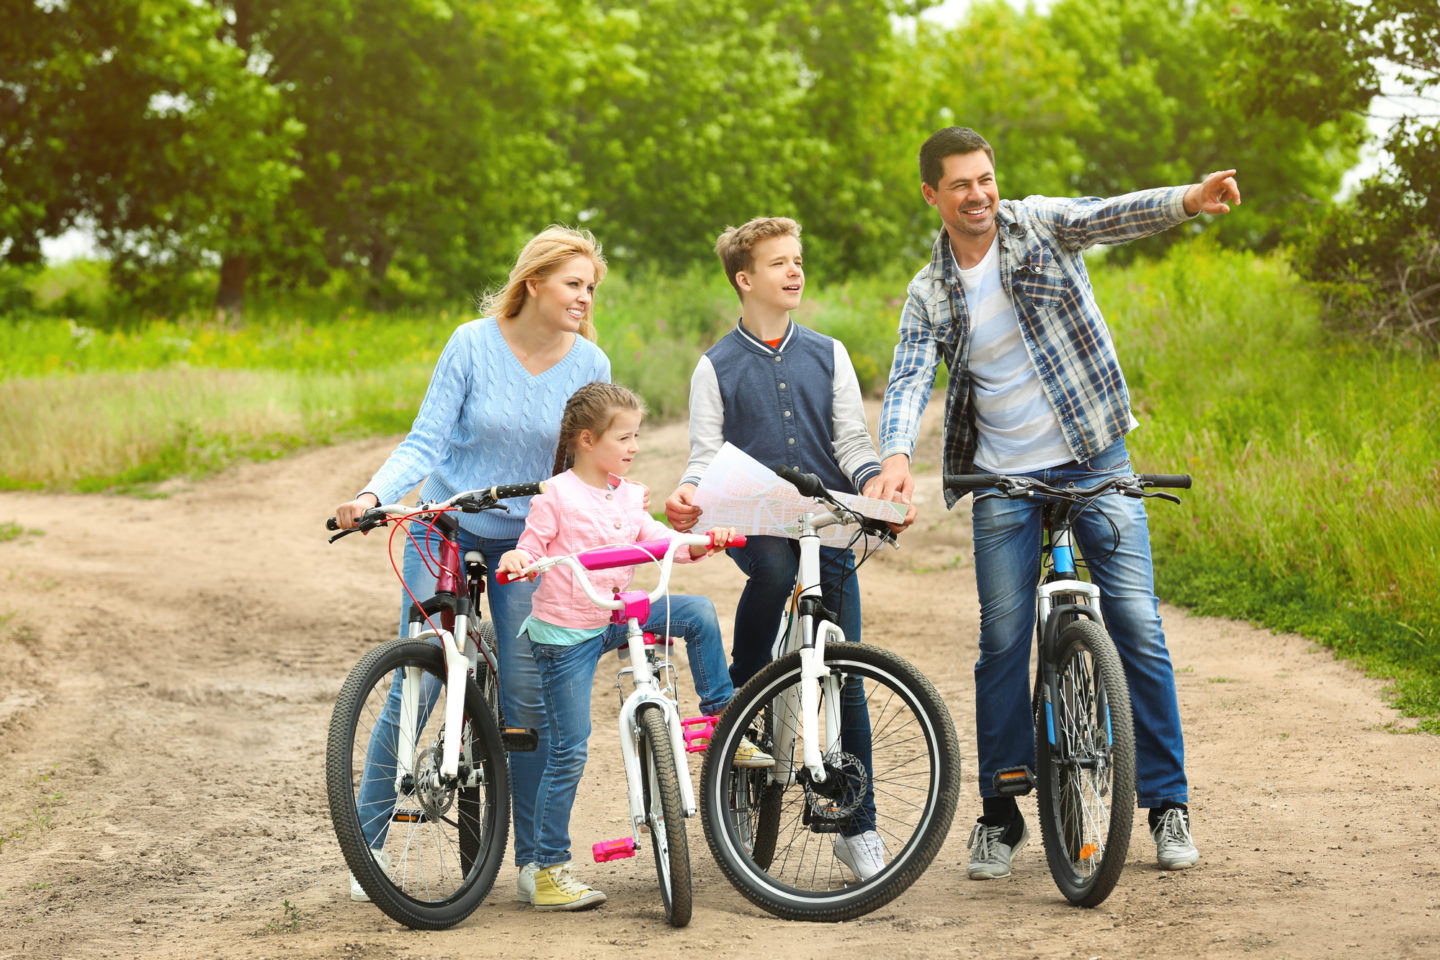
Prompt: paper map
<box><xmin>692</xmin><ymin>443</ymin><xmax>906</xmax><ymax>547</ymax></box>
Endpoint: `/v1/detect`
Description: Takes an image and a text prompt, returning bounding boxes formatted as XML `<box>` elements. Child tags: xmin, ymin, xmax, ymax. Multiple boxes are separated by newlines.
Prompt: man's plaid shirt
<box><xmin>879</xmin><ymin>187</ymin><xmax>1194</xmax><ymax>507</ymax></box>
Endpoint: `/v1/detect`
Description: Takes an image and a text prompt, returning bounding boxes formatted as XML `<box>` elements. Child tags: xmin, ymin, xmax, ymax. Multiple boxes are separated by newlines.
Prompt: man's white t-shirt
<box><xmin>957</xmin><ymin>237</ymin><xmax>1072</xmax><ymax>473</ymax></box>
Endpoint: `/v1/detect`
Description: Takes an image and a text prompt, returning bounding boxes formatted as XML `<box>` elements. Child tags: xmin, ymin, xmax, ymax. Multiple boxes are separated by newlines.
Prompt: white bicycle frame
<box><xmin>767</xmin><ymin>505</ymin><xmax>851</xmax><ymax>788</ymax></box>
<box><xmin>517</xmin><ymin>534</ymin><xmax>712</xmax><ymax>840</ymax></box>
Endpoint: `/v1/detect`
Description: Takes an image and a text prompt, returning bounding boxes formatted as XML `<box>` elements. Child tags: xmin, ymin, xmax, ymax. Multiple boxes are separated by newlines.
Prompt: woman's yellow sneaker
<box><xmin>532</xmin><ymin>862</ymin><xmax>607</xmax><ymax>911</ymax></box>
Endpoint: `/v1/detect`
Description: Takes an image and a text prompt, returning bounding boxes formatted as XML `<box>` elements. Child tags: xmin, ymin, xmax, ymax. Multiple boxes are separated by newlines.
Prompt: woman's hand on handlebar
<box><xmin>334</xmin><ymin>492</ymin><xmax>381</xmax><ymax>530</ymax></box>
<box><xmin>693</xmin><ymin>526</ymin><xmax>738</xmax><ymax>558</ymax></box>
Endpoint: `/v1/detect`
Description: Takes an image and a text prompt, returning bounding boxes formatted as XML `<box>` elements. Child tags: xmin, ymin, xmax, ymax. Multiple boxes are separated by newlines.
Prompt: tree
<box><xmin>1227</xmin><ymin>0</ymin><xmax>1440</xmax><ymax>343</ymax></box>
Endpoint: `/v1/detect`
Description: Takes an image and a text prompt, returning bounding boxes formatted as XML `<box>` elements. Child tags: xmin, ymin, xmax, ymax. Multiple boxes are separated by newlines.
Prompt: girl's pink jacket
<box><xmin>516</xmin><ymin>469</ymin><xmax>699</xmax><ymax>630</ymax></box>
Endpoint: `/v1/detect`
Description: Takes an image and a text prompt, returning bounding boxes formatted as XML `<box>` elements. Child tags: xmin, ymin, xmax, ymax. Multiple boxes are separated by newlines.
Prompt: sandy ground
<box><xmin>0</xmin><ymin>395</ymin><xmax>1436</xmax><ymax>960</ymax></box>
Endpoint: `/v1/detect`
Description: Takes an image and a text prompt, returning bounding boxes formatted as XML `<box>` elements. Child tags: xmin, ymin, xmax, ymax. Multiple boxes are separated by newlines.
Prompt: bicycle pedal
<box><xmin>592</xmin><ymin>837</ymin><xmax>636</xmax><ymax>863</ymax></box>
<box><xmin>501</xmin><ymin>727</ymin><xmax>539</xmax><ymax>752</ymax></box>
<box><xmin>992</xmin><ymin>765</ymin><xmax>1036</xmax><ymax>797</ymax></box>
<box><xmin>680</xmin><ymin>715</ymin><xmax>718</xmax><ymax>753</ymax></box>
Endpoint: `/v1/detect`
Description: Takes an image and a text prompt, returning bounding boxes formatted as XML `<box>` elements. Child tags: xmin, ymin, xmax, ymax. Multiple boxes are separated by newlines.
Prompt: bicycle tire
<box><xmin>326</xmin><ymin>638</ymin><xmax>509</xmax><ymax>929</ymax></box>
<box><xmin>1035</xmin><ymin>619</ymin><xmax>1135</xmax><ymax>907</ymax></box>
<box><xmin>472</xmin><ymin>617</ymin><xmax>501</xmax><ymax>725</ymax></box>
<box><xmin>638</xmin><ymin>704</ymin><xmax>692</xmax><ymax>927</ymax></box>
<box><xmin>700</xmin><ymin>642</ymin><xmax>960</xmax><ymax>922</ymax></box>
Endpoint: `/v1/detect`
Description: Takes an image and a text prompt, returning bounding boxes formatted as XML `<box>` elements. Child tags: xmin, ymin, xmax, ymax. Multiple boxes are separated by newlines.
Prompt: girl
<box><xmin>498</xmin><ymin>381</ymin><xmax>771</xmax><ymax>911</ymax></box>
<box><xmin>333</xmin><ymin>226</ymin><xmax>611</xmax><ymax>902</ymax></box>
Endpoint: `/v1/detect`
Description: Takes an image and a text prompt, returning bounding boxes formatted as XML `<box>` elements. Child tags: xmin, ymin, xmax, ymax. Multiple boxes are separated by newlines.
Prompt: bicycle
<box><xmin>941</xmin><ymin>470</ymin><xmax>1190</xmax><ymax>907</ymax></box>
<box><xmin>698</xmin><ymin>466</ymin><xmax>961</xmax><ymax>922</ymax></box>
<box><xmin>498</xmin><ymin>530</ymin><xmax>742</xmax><ymax>928</ymax></box>
<box><xmin>324</xmin><ymin>482</ymin><xmax>545</xmax><ymax>930</ymax></box>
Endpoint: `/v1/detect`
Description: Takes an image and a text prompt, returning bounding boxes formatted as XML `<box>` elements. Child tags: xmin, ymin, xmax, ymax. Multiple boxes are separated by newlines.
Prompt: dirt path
<box><xmin>0</xmin><ymin>397</ymin><xmax>1435</xmax><ymax>960</ymax></box>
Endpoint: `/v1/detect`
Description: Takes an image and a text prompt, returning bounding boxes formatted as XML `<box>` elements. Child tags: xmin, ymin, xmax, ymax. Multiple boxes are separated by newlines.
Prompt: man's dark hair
<box><xmin>919</xmin><ymin>127</ymin><xmax>995</xmax><ymax>188</ymax></box>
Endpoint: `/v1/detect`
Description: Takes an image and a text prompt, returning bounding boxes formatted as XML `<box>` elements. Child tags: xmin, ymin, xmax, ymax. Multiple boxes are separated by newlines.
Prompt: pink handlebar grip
<box><xmin>592</xmin><ymin>837</ymin><xmax>636</xmax><ymax>863</ymax></box>
<box><xmin>681</xmin><ymin>715</ymin><xmax>719</xmax><ymax>754</ymax></box>
<box><xmin>714</xmin><ymin>531</ymin><xmax>746</xmax><ymax>549</ymax></box>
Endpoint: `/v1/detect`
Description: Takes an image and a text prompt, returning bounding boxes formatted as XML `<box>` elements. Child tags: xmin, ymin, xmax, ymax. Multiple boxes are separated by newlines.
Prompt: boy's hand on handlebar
<box><xmin>497</xmin><ymin>549</ymin><xmax>536</xmax><ymax>580</ymax></box>
<box><xmin>334</xmin><ymin>493</ymin><xmax>380</xmax><ymax>530</ymax></box>
<box><xmin>692</xmin><ymin>526</ymin><xmax>737</xmax><ymax>558</ymax></box>
<box><xmin>665</xmin><ymin>482</ymin><xmax>702</xmax><ymax>531</ymax></box>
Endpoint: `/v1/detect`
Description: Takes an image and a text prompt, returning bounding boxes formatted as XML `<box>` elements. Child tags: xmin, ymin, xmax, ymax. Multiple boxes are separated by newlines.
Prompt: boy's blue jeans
<box><xmin>727</xmin><ymin>536</ymin><xmax>876</xmax><ymax>835</ymax></box>
<box><xmin>970</xmin><ymin>438</ymin><xmax>1188</xmax><ymax>809</ymax></box>
<box><xmin>529</xmin><ymin>594</ymin><xmax>733</xmax><ymax>867</ymax></box>
<box><xmin>355</xmin><ymin>527</ymin><xmax>548</xmax><ymax>866</ymax></box>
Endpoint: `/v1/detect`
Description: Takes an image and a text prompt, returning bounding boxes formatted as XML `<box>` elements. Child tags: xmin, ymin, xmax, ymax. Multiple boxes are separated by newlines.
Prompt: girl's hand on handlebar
<box><xmin>334</xmin><ymin>493</ymin><xmax>380</xmax><ymax>530</ymax></box>
<box><xmin>497</xmin><ymin>549</ymin><xmax>536</xmax><ymax>580</ymax></box>
<box><xmin>693</xmin><ymin>526</ymin><xmax>738</xmax><ymax>558</ymax></box>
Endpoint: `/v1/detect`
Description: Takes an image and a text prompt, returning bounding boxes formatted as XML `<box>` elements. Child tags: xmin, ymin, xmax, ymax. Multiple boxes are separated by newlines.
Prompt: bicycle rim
<box><xmin>638</xmin><ymin>705</ymin><xmax>692</xmax><ymax>926</ymax></box>
<box><xmin>326</xmin><ymin>638</ymin><xmax>510</xmax><ymax>929</ymax></box>
<box><xmin>700</xmin><ymin>643</ymin><xmax>960</xmax><ymax>922</ymax></box>
<box><xmin>1036</xmin><ymin>620</ymin><xmax>1135</xmax><ymax>907</ymax></box>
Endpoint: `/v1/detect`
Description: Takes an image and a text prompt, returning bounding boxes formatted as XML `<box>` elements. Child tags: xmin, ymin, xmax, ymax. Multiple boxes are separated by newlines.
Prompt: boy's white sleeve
<box><xmin>831</xmin><ymin>340</ymin><xmax>882</xmax><ymax>492</ymax></box>
<box><xmin>680</xmin><ymin>356</ymin><xmax>723</xmax><ymax>487</ymax></box>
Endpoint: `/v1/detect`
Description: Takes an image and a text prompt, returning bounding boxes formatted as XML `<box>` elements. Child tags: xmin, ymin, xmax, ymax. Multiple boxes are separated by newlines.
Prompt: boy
<box><xmin>665</xmin><ymin>216</ymin><xmax>909</xmax><ymax>880</ymax></box>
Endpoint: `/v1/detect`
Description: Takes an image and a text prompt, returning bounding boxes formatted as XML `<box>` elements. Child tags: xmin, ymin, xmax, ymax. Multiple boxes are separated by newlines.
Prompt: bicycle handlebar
<box><xmin>496</xmin><ymin>530</ymin><xmax>742</xmax><ymax>608</ymax></box>
<box><xmin>941</xmin><ymin>472</ymin><xmax>1192</xmax><ymax>500</ymax></box>
<box><xmin>325</xmin><ymin>481</ymin><xmax>548</xmax><ymax>536</ymax></box>
<box><xmin>773</xmin><ymin>464</ymin><xmax>899</xmax><ymax>544</ymax></box>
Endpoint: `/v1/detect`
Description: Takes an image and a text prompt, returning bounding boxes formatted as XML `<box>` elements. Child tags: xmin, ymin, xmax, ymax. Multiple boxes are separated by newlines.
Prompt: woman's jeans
<box><xmin>355</xmin><ymin>527</ymin><xmax>548</xmax><ymax>866</ymax></box>
<box><xmin>528</xmin><ymin>594</ymin><xmax>733</xmax><ymax>867</ymax></box>
<box><xmin>727</xmin><ymin>536</ymin><xmax>876</xmax><ymax>835</ymax></box>
<box><xmin>970</xmin><ymin>438</ymin><xmax>1187</xmax><ymax>808</ymax></box>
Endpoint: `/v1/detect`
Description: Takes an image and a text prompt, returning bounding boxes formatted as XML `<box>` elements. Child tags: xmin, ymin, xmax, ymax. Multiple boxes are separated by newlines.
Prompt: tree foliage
<box><xmin>0</xmin><ymin>0</ymin><xmax>1374</xmax><ymax>319</ymax></box>
<box><xmin>1227</xmin><ymin>0</ymin><xmax>1440</xmax><ymax>343</ymax></box>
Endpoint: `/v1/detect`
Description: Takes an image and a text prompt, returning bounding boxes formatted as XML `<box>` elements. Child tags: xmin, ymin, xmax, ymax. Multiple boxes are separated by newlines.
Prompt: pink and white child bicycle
<box><xmin>499</xmin><ymin>530</ymin><xmax>746</xmax><ymax>927</ymax></box>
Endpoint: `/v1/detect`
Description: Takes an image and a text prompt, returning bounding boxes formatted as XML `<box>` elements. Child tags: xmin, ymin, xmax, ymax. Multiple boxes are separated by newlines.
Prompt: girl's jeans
<box><xmin>355</xmin><ymin>527</ymin><xmax>548</xmax><ymax>866</ymax></box>
<box><xmin>528</xmin><ymin>594</ymin><xmax>733</xmax><ymax>866</ymax></box>
<box><xmin>970</xmin><ymin>438</ymin><xmax>1188</xmax><ymax>808</ymax></box>
<box><xmin>726</xmin><ymin>536</ymin><xmax>876</xmax><ymax>836</ymax></box>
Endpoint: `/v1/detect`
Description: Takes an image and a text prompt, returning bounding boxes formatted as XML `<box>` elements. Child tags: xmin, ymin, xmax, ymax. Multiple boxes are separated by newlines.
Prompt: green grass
<box><xmin>2</xmin><ymin>247</ymin><xmax>1438</xmax><ymax>729</ymax></box>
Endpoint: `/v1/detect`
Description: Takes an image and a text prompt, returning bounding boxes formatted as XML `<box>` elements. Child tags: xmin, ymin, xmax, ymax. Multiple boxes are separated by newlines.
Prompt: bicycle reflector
<box><xmin>993</xmin><ymin>765</ymin><xmax>1036</xmax><ymax>797</ymax></box>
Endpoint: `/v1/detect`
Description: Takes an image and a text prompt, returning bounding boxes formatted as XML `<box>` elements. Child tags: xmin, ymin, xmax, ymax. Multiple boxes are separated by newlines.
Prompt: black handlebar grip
<box><xmin>943</xmin><ymin>473</ymin><xmax>1007</xmax><ymax>492</ymax></box>
<box><xmin>326</xmin><ymin>517</ymin><xmax>340</xmax><ymax>530</ymax></box>
<box><xmin>1138</xmin><ymin>474</ymin><xmax>1192</xmax><ymax>489</ymax></box>
<box><xmin>487</xmin><ymin>481</ymin><xmax>547</xmax><ymax>501</ymax></box>
<box><xmin>774</xmin><ymin>465</ymin><xmax>825</xmax><ymax>499</ymax></box>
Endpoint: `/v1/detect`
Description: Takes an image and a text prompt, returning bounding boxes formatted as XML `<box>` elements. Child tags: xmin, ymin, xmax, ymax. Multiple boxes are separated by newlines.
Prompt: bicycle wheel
<box><xmin>472</xmin><ymin>617</ymin><xmax>501</xmax><ymax>725</ymax></box>
<box><xmin>326</xmin><ymin>638</ymin><xmax>509</xmax><ymax>929</ymax></box>
<box><xmin>1035</xmin><ymin>619</ymin><xmax>1136</xmax><ymax>907</ymax></box>
<box><xmin>638</xmin><ymin>704</ymin><xmax>692</xmax><ymax>927</ymax></box>
<box><xmin>700</xmin><ymin>642</ymin><xmax>960</xmax><ymax>922</ymax></box>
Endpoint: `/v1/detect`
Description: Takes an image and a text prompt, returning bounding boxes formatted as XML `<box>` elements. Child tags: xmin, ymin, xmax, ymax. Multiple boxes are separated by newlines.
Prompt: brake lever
<box><xmin>1142</xmin><ymin>491</ymin><xmax>1182</xmax><ymax>505</ymax></box>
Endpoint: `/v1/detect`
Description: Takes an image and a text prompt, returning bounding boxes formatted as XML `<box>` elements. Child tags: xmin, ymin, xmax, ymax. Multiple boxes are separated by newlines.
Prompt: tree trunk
<box><xmin>216</xmin><ymin>253</ymin><xmax>249</xmax><ymax>324</ymax></box>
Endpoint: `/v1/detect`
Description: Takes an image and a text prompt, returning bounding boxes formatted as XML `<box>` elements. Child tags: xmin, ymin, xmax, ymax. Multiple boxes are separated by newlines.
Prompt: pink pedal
<box><xmin>681</xmin><ymin>715</ymin><xmax>719</xmax><ymax>753</ymax></box>
<box><xmin>592</xmin><ymin>837</ymin><xmax>636</xmax><ymax>863</ymax></box>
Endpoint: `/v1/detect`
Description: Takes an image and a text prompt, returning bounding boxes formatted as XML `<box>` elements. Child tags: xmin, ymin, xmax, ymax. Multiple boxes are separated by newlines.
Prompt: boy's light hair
<box><xmin>714</xmin><ymin>217</ymin><xmax>802</xmax><ymax>298</ymax></box>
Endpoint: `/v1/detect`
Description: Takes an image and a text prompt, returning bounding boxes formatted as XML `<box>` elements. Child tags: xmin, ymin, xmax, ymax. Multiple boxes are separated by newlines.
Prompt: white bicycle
<box><xmin>698</xmin><ymin>466</ymin><xmax>961</xmax><ymax>921</ymax></box>
<box><xmin>499</xmin><ymin>530</ymin><xmax>744</xmax><ymax>927</ymax></box>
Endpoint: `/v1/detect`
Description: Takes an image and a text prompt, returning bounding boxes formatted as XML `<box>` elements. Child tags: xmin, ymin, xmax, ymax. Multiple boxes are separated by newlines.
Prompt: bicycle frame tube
<box><xmin>793</xmin><ymin>511</ymin><xmax>847</xmax><ymax>784</ymax></box>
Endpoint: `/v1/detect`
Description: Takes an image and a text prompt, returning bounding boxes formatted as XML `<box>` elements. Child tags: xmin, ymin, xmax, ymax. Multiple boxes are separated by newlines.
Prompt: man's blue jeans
<box><xmin>528</xmin><ymin>594</ymin><xmax>733</xmax><ymax>867</ymax></box>
<box><xmin>970</xmin><ymin>438</ymin><xmax>1187</xmax><ymax>808</ymax></box>
<box><xmin>355</xmin><ymin>527</ymin><xmax>548</xmax><ymax>866</ymax></box>
<box><xmin>727</xmin><ymin>536</ymin><xmax>876</xmax><ymax>834</ymax></box>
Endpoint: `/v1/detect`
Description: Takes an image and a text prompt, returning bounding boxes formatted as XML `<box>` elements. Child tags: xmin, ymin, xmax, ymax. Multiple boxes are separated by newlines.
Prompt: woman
<box><xmin>334</xmin><ymin>226</ymin><xmax>611</xmax><ymax>903</ymax></box>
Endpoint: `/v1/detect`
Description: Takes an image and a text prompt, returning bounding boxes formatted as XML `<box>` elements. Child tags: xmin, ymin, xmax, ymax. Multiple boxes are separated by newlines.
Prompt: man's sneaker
<box><xmin>733</xmin><ymin>735</ymin><xmax>775</xmax><ymax>768</ymax></box>
<box><xmin>532</xmin><ymin>862</ymin><xmax>607</xmax><ymax>911</ymax></box>
<box><xmin>516</xmin><ymin>861</ymin><xmax>538</xmax><ymax>903</ymax></box>
<box><xmin>1151</xmin><ymin>806</ymin><xmax>1199</xmax><ymax>870</ymax></box>
<box><xmin>967</xmin><ymin>816</ymin><xmax>1028</xmax><ymax>880</ymax></box>
<box><xmin>349</xmin><ymin>849</ymin><xmax>392</xmax><ymax>902</ymax></box>
<box><xmin>834</xmin><ymin>830</ymin><xmax>887</xmax><ymax>880</ymax></box>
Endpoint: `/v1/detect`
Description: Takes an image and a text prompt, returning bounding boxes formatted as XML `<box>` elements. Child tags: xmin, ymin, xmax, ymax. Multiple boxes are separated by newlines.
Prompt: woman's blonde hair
<box><xmin>477</xmin><ymin>226</ymin><xmax>608</xmax><ymax>342</ymax></box>
<box><xmin>553</xmin><ymin>381</ymin><xmax>645</xmax><ymax>475</ymax></box>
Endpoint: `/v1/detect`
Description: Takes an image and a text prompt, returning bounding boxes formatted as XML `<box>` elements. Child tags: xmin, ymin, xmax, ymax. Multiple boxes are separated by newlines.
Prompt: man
<box><xmin>875</xmin><ymin>126</ymin><xmax>1240</xmax><ymax>879</ymax></box>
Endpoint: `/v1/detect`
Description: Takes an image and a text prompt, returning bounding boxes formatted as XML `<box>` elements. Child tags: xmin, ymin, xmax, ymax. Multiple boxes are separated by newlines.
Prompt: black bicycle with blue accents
<box><xmin>943</xmin><ymin>470</ymin><xmax>1190</xmax><ymax>906</ymax></box>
